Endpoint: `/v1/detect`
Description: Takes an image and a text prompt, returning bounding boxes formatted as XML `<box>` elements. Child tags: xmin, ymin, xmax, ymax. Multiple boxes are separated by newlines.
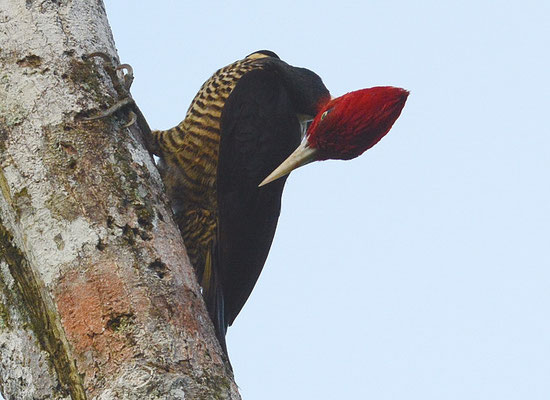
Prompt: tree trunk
<box><xmin>0</xmin><ymin>1</ymin><xmax>239</xmax><ymax>399</ymax></box>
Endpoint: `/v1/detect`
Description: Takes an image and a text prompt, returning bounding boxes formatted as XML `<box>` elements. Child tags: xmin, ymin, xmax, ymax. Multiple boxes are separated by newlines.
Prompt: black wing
<box><xmin>216</xmin><ymin>68</ymin><xmax>302</xmax><ymax>332</ymax></box>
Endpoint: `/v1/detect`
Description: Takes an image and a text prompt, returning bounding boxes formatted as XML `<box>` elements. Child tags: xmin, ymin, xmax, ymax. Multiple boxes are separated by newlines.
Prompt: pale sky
<box><xmin>5</xmin><ymin>1</ymin><xmax>549</xmax><ymax>399</ymax></box>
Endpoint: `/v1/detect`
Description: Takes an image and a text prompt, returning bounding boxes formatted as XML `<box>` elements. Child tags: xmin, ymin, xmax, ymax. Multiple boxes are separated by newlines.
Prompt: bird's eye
<box><xmin>321</xmin><ymin>108</ymin><xmax>333</xmax><ymax>121</ymax></box>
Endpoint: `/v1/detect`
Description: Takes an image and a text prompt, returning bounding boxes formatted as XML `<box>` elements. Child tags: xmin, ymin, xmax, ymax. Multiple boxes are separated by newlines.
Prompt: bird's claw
<box><xmin>81</xmin><ymin>52</ymin><xmax>136</xmax><ymax>125</ymax></box>
<box><xmin>117</xmin><ymin>63</ymin><xmax>134</xmax><ymax>91</ymax></box>
<box><xmin>123</xmin><ymin>111</ymin><xmax>137</xmax><ymax>128</ymax></box>
<box><xmin>83</xmin><ymin>51</ymin><xmax>114</xmax><ymax>64</ymax></box>
<box><xmin>82</xmin><ymin>97</ymin><xmax>135</xmax><ymax>122</ymax></box>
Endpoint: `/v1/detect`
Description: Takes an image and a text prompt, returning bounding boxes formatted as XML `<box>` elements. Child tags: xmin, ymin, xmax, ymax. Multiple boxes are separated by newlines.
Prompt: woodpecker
<box><xmin>151</xmin><ymin>51</ymin><xmax>331</xmax><ymax>355</ymax></box>
<box><xmin>85</xmin><ymin>52</ymin><xmax>408</xmax><ymax>362</ymax></box>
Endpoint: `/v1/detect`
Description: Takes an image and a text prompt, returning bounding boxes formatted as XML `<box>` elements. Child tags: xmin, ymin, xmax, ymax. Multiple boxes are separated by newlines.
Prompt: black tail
<box><xmin>207</xmin><ymin>277</ymin><xmax>228</xmax><ymax>354</ymax></box>
<box><xmin>203</xmin><ymin>257</ymin><xmax>231</xmax><ymax>367</ymax></box>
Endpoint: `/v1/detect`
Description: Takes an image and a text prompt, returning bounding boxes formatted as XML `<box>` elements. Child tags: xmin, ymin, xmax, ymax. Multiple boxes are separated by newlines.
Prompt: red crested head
<box><xmin>307</xmin><ymin>86</ymin><xmax>409</xmax><ymax>160</ymax></box>
<box><xmin>259</xmin><ymin>86</ymin><xmax>409</xmax><ymax>187</ymax></box>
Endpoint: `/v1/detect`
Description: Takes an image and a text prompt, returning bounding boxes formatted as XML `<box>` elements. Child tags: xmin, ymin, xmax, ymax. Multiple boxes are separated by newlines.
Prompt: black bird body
<box><xmin>151</xmin><ymin>51</ymin><xmax>330</xmax><ymax>353</ymax></box>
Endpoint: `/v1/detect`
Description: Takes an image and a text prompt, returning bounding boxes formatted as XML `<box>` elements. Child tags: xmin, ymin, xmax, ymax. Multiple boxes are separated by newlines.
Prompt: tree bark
<box><xmin>0</xmin><ymin>1</ymin><xmax>239</xmax><ymax>399</ymax></box>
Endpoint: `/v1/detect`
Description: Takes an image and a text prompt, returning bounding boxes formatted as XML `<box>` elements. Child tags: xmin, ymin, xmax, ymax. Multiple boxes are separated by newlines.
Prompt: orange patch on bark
<box><xmin>55</xmin><ymin>261</ymin><xmax>136</xmax><ymax>374</ymax></box>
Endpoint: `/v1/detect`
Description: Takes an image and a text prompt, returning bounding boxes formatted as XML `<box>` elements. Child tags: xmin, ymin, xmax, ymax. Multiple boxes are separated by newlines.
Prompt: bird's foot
<box><xmin>81</xmin><ymin>52</ymin><xmax>136</xmax><ymax>126</ymax></box>
<box><xmin>84</xmin><ymin>52</ymin><xmax>134</xmax><ymax>94</ymax></box>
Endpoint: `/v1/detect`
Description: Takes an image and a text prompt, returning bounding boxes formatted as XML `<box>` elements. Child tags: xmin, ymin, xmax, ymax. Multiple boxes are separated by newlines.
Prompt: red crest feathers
<box><xmin>307</xmin><ymin>86</ymin><xmax>409</xmax><ymax>160</ymax></box>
